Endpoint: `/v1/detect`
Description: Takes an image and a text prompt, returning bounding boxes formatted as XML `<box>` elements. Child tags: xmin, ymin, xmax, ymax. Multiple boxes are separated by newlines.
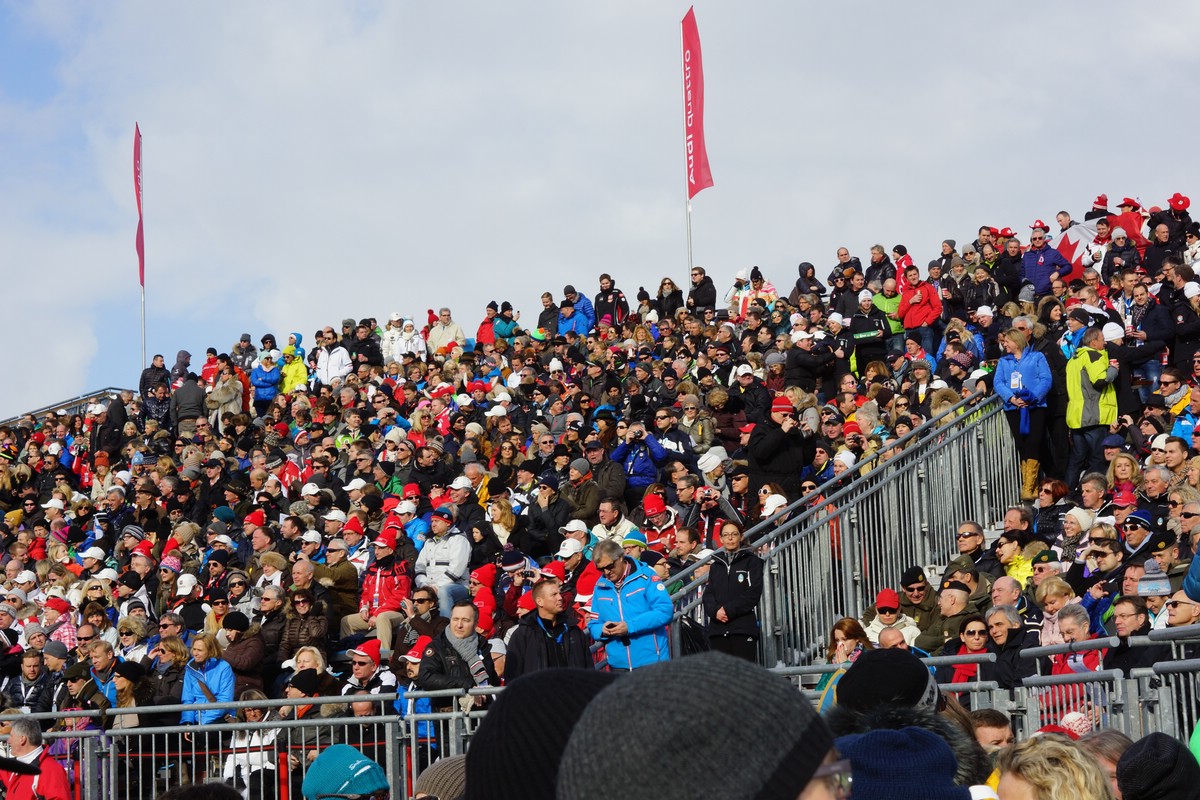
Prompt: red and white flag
<box><xmin>1107</xmin><ymin>210</ymin><xmax>1150</xmax><ymax>258</ymax></box>
<box><xmin>134</xmin><ymin>124</ymin><xmax>145</xmax><ymax>287</ymax></box>
<box><xmin>681</xmin><ymin>7</ymin><xmax>713</xmax><ymax>199</ymax></box>
<box><xmin>1055</xmin><ymin>222</ymin><xmax>1099</xmax><ymax>277</ymax></box>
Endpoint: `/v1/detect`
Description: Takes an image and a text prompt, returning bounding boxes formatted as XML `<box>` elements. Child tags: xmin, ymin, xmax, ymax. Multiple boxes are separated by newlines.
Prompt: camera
<box><xmin>633</xmin><ymin>429</ymin><xmax>645</xmax><ymax>440</ymax></box>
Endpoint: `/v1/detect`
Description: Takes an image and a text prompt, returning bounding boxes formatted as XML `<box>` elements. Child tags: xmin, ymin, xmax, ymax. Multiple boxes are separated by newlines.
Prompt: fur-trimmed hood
<box><xmin>824</xmin><ymin>702</ymin><xmax>991</xmax><ymax>787</ymax></box>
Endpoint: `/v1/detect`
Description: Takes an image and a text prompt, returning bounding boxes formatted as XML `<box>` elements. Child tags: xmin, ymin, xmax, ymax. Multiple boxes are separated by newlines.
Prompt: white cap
<box><xmin>1152</xmin><ymin>433</ymin><xmax>1170</xmax><ymax>450</ymax></box>
<box><xmin>969</xmin><ymin>368</ymin><xmax>990</xmax><ymax>382</ymax></box>
<box><xmin>175</xmin><ymin>574</ymin><xmax>199</xmax><ymax>596</ymax></box>
<box><xmin>493</xmin><ymin>392</ymin><xmax>512</xmax><ymax>403</ymax></box>
<box><xmin>40</xmin><ymin>499</ymin><xmax>64</xmax><ymax>511</ymax></box>
<box><xmin>300</xmin><ymin>483</ymin><xmax>320</xmax><ymax>497</ymax></box>
<box><xmin>827</xmin><ymin>313</ymin><xmax>844</xmax><ymax>326</ymax></box>
<box><xmin>930</xmin><ymin>379</ymin><xmax>949</xmax><ymax>390</ymax></box>
<box><xmin>390</xmin><ymin>312</ymin><xmax>403</xmax><ymax>322</ymax></box>
<box><xmin>558</xmin><ymin>520</ymin><xmax>589</xmax><ymax>536</ymax></box>
<box><xmin>96</xmin><ymin>568</ymin><xmax>119</xmax><ymax>583</ymax></box>
<box><xmin>761</xmin><ymin>494</ymin><xmax>789</xmax><ymax>517</ymax></box>
<box><xmin>791</xmin><ymin>330</ymin><xmax>814</xmax><ymax>343</ymax></box>
<box><xmin>455</xmin><ymin>393</ymin><xmax>473</xmax><ymax>407</ymax></box>
<box><xmin>697</xmin><ymin>452</ymin><xmax>722</xmax><ymax>474</ymax></box>
<box><xmin>1186</xmin><ymin>282</ymin><xmax>1200</xmax><ymax>300</ymax></box>
<box><xmin>735</xmin><ymin>364</ymin><xmax>754</xmax><ymax>377</ymax></box>
<box><xmin>484</xmin><ymin>405</ymin><xmax>507</xmax><ymax>418</ymax></box>
<box><xmin>114</xmin><ymin>470</ymin><xmax>133</xmax><ymax>484</ymax></box>
<box><xmin>1102</xmin><ymin>322</ymin><xmax>1125</xmax><ymax>342</ymax></box>
<box><xmin>300</xmin><ymin>531</ymin><xmax>323</xmax><ymax>544</ymax></box>
<box><xmin>212</xmin><ymin>534</ymin><xmax>235</xmax><ymax>547</ymax></box>
<box><xmin>735</xmin><ymin>269</ymin><xmax>749</xmax><ymax>281</ymax></box>
<box><xmin>15</xmin><ymin>571</ymin><xmax>36</xmax><ymax>585</ymax></box>
<box><xmin>396</xmin><ymin>500</ymin><xmax>417</xmax><ymax>516</ymax></box>
<box><xmin>556</xmin><ymin>539</ymin><xmax>584</xmax><ymax>558</ymax></box>
<box><xmin>449</xmin><ymin>476</ymin><xmax>473</xmax><ymax>491</ymax></box>
<box><xmin>343</xmin><ymin>478</ymin><xmax>368</xmax><ymax>492</ymax></box>
<box><xmin>46</xmin><ymin>443</ymin><xmax>62</xmax><ymax>456</ymax></box>
<box><xmin>80</xmin><ymin>547</ymin><xmax>105</xmax><ymax>561</ymax></box>
<box><xmin>323</xmin><ymin>509</ymin><xmax>347</xmax><ymax>523</ymax></box>
<box><xmin>834</xmin><ymin>451</ymin><xmax>858</xmax><ymax>468</ymax></box>
<box><xmin>976</xmin><ymin>305</ymin><xmax>995</xmax><ymax>318</ymax></box>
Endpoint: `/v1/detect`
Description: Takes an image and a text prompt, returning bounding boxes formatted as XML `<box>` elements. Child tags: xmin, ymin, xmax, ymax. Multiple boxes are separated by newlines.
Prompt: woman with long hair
<box><xmin>997</xmin><ymin>735</ymin><xmax>1114</xmax><ymax>800</ymax></box>
<box><xmin>1105</xmin><ymin>452</ymin><xmax>1143</xmax><ymax>495</ymax></box>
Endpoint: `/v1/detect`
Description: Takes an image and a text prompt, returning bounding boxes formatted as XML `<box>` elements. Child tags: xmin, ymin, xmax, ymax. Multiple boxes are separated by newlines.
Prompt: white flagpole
<box><xmin>681</xmin><ymin>23</ymin><xmax>694</xmax><ymax>273</ymax></box>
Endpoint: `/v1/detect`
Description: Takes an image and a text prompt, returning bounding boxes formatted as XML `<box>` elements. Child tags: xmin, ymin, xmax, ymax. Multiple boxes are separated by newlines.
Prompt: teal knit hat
<box><xmin>301</xmin><ymin>745</ymin><xmax>388</xmax><ymax>800</ymax></box>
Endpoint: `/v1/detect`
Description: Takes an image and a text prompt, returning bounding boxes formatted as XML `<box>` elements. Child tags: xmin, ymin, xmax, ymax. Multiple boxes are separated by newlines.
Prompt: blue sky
<box><xmin>1</xmin><ymin>2</ymin><xmax>1198</xmax><ymax>417</ymax></box>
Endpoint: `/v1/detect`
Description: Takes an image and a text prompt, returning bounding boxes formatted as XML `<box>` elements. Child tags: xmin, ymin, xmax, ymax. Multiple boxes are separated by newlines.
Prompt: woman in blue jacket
<box><xmin>180</xmin><ymin>632</ymin><xmax>236</xmax><ymax>764</ymax></box>
<box><xmin>993</xmin><ymin>327</ymin><xmax>1052</xmax><ymax>501</ymax></box>
<box><xmin>249</xmin><ymin>352</ymin><xmax>282</xmax><ymax>418</ymax></box>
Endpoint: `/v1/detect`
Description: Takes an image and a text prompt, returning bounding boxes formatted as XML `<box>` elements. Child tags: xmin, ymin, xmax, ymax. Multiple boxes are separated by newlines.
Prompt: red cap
<box><xmin>1169</xmin><ymin>192</ymin><xmax>1191</xmax><ymax>212</ymax></box>
<box><xmin>29</xmin><ymin>433</ymin><xmax>45</xmax><ymax>446</ymax></box>
<box><xmin>132</xmin><ymin>540</ymin><xmax>154</xmax><ymax>560</ymax></box>
<box><xmin>738</xmin><ymin>423</ymin><xmax>756</xmax><ymax>434</ymax></box>
<box><xmin>372</xmin><ymin>528</ymin><xmax>398</xmax><ymax>550</ymax></box>
<box><xmin>1111</xmin><ymin>489</ymin><xmax>1137</xmax><ymax>507</ymax></box>
<box><xmin>392</xmin><ymin>386</ymin><xmax>407</xmax><ymax>406</ymax></box>
<box><xmin>771</xmin><ymin>396</ymin><xmax>795</xmax><ymax>415</ymax></box>
<box><xmin>875</xmin><ymin>588</ymin><xmax>900</xmax><ymax>609</ymax></box>
<box><xmin>1120</xmin><ymin>197</ymin><xmax>1141</xmax><ymax>210</ymax></box>
<box><xmin>243</xmin><ymin>509</ymin><xmax>266</xmax><ymax>528</ymax></box>
<box><xmin>403</xmin><ymin>483</ymin><xmax>421</xmax><ymax>499</ymax></box>
<box><xmin>349</xmin><ymin>638</ymin><xmax>382</xmax><ymax>667</ymax></box>
<box><xmin>381</xmin><ymin>497</ymin><xmax>400</xmax><ymax>514</ymax></box>
<box><xmin>429</xmin><ymin>383</ymin><xmax>455</xmax><ymax>400</ymax></box>
<box><xmin>998</xmin><ymin>227</ymin><xmax>1016</xmax><ymax>238</ymax></box>
<box><xmin>1093</xmin><ymin>194</ymin><xmax>1108</xmax><ymax>207</ymax></box>
<box><xmin>539</xmin><ymin>561</ymin><xmax>566</xmax><ymax>582</ymax></box>
<box><xmin>517</xmin><ymin>592</ymin><xmax>536</xmax><ymax>613</ymax></box>
<box><xmin>842</xmin><ymin>421</ymin><xmax>863</xmax><ymax>436</ymax></box>
<box><xmin>274</xmin><ymin>423</ymin><xmax>290</xmax><ymax>437</ymax></box>
<box><xmin>470</xmin><ymin>563</ymin><xmax>498</xmax><ymax>588</ymax></box>
<box><xmin>402</xmin><ymin>635</ymin><xmax>433</xmax><ymax>662</ymax></box>
<box><xmin>643</xmin><ymin>493</ymin><xmax>667</xmax><ymax>517</ymax></box>
<box><xmin>44</xmin><ymin>597</ymin><xmax>71</xmax><ymax>615</ymax></box>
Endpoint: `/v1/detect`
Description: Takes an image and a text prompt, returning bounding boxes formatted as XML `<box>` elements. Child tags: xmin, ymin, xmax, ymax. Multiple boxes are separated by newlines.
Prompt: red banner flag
<box><xmin>681</xmin><ymin>7</ymin><xmax>713</xmax><ymax>199</ymax></box>
<box><xmin>134</xmin><ymin>124</ymin><xmax>145</xmax><ymax>287</ymax></box>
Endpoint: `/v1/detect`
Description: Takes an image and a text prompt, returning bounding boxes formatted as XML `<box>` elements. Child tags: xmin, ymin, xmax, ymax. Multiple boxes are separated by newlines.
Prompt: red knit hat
<box><xmin>470</xmin><ymin>563</ymin><xmax>498</xmax><ymax>588</ymax></box>
<box><xmin>243</xmin><ymin>509</ymin><xmax>266</xmax><ymax>528</ymax></box>
<box><xmin>771</xmin><ymin>396</ymin><xmax>795</xmax><ymax>415</ymax></box>
<box><xmin>643</xmin><ymin>493</ymin><xmax>667</xmax><ymax>517</ymax></box>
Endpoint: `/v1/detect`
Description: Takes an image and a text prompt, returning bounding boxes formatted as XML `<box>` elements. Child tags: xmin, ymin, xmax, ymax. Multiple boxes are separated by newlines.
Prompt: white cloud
<box><xmin>1</xmin><ymin>2</ymin><xmax>1197</xmax><ymax>418</ymax></box>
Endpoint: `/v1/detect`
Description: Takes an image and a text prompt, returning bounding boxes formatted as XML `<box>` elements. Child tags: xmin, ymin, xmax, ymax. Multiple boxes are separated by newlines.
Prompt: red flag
<box><xmin>1107</xmin><ymin>211</ymin><xmax>1149</xmax><ymax>258</ymax></box>
<box><xmin>133</xmin><ymin>124</ymin><xmax>145</xmax><ymax>287</ymax></box>
<box><xmin>681</xmin><ymin>7</ymin><xmax>713</xmax><ymax>199</ymax></box>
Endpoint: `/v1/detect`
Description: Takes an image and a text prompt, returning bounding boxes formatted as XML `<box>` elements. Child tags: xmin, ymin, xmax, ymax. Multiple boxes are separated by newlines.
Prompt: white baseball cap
<box><xmin>80</xmin><ymin>547</ymin><xmax>106</xmax><ymax>561</ymax></box>
<box><xmin>41</xmin><ymin>499</ymin><xmax>65</xmax><ymax>511</ymax></box>
<box><xmin>343</xmin><ymin>478</ymin><xmax>368</xmax><ymax>492</ymax></box>
<box><xmin>556</xmin><ymin>539</ymin><xmax>584</xmax><ymax>559</ymax></box>
<box><xmin>175</xmin><ymin>574</ymin><xmax>199</xmax><ymax>596</ymax></box>
<box><xmin>761</xmin><ymin>494</ymin><xmax>789</xmax><ymax>518</ymax></box>
<box><xmin>300</xmin><ymin>483</ymin><xmax>321</xmax><ymax>497</ymax></box>
<box><xmin>323</xmin><ymin>509</ymin><xmax>347</xmax><ymax>524</ymax></box>
<box><xmin>300</xmin><ymin>531</ymin><xmax>323</xmax><ymax>544</ymax></box>
<box><xmin>449</xmin><ymin>476</ymin><xmax>473</xmax><ymax>491</ymax></box>
<box><xmin>558</xmin><ymin>520</ymin><xmax>589</xmax><ymax>536</ymax></box>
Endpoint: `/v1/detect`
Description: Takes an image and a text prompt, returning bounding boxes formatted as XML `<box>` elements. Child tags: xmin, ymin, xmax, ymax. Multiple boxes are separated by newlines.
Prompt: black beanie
<box><xmin>222</xmin><ymin>611</ymin><xmax>250</xmax><ymax>632</ymax></box>
<box><xmin>556</xmin><ymin>652</ymin><xmax>832</xmax><ymax>800</ymax></box>
<box><xmin>1117</xmin><ymin>732</ymin><xmax>1200</xmax><ymax>800</ymax></box>
<box><xmin>835</xmin><ymin>649</ymin><xmax>940</xmax><ymax>712</ymax></box>
<box><xmin>466</xmin><ymin>668</ymin><xmax>617</xmax><ymax>800</ymax></box>
<box><xmin>637</xmin><ymin>287</ymin><xmax>651</xmax><ymax>302</ymax></box>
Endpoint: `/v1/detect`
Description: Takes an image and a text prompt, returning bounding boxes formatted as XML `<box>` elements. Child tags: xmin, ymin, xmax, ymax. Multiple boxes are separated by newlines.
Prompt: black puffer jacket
<box><xmin>702</xmin><ymin>547</ymin><xmax>764</xmax><ymax>639</ymax></box>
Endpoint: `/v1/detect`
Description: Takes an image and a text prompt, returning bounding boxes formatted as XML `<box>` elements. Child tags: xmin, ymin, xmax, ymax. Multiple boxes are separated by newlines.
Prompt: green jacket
<box><xmin>1065</xmin><ymin>345</ymin><xmax>1117</xmax><ymax>428</ymax></box>
<box><xmin>873</xmin><ymin>293</ymin><xmax>904</xmax><ymax>334</ymax></box>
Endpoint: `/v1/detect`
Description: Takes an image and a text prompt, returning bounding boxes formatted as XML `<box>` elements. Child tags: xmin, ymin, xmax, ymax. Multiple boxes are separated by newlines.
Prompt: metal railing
<box><xmin>0</xmin><ymin>386</ymin><xmax>131</xmax><ymax>429</ymax></box>
<box><xmin>670</xmin><ymin>391</ymin><xmax>1019</xmax><ymax>667</ymax></box>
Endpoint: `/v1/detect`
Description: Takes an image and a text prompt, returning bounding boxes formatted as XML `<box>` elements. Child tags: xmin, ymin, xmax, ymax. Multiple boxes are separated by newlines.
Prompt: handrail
<box><xmin>1021</xmin><ymin>669</ymin><xmax>1124</xmax><ymax>687</ymax></box>
<box><xmin>0</xmin><ymin>386</ymin><xmax>131</xmax><ymax>429</ymax></box>
<box><xmin>1020</xmin><ymin>637</ymin><xmax>1120</xmax><ymax>660</ymax></box>
<box><xmin>669</xmin><ymin>390</ymin><xmax>994</xmax><ymax>602</ymax></box>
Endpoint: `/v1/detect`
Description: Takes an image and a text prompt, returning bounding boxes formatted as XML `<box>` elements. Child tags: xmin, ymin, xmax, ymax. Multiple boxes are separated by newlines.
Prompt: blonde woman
<box><xmin>487</xmin><ymin>497</ymin><xmax>518</xmax><ymax>546</ymax></box>
<box><xmin>1035</xmin><ymin>577</ymin><xmax>1079</xmax><ymax>646</ymax></box>
<box><xmin>997</xmin><ymin>734</ymin><xmax>1114</xmax><ymax>800</ymax></box>
<box><xmin>1105</xmin><ymin>452</ymin><xmax>1143</xmax><ymax>495</ymax></box>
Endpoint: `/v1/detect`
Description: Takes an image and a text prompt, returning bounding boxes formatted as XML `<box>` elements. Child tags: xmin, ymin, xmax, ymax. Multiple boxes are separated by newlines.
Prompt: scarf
<box><xmin>447</xmin><ymin>630</ymin><xmax>489</xmax><ymax>687</ymax></box>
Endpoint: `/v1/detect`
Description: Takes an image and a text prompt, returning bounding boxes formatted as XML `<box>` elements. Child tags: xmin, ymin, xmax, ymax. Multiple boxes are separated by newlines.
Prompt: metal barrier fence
<box><xmin>0</xmin><ymin>386</ymin><xmax>131</xmax><ymax>429</ymax></box>
<box><xmin>671</xmin><ymin>392</ymin><xmax>1019</xmax><ymax>667</ymax></box>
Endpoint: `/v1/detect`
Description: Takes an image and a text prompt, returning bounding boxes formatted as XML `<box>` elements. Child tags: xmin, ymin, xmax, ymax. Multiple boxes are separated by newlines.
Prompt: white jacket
<box><xmin>862</xmin><ymin>613</ymin><xmax>922</xmax><ymax>645</ymax></box>
<box><xmin>316</xmin><ymin>345</ymin><xmax>353</xmax><ymax>386</ymax></box>
<box><xmin>415</xmin><ymin>528</ymin><xmax>470</xmax><ymax>589</ymax></box>
<box><xmin>426</xmin><ymin>321</ymin><xmax>465</xmax><ymax>356</ymax></box>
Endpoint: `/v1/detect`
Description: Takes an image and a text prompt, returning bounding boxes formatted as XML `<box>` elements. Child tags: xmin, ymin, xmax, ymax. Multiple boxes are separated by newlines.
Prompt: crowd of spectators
<box><xmin>2</xmin><ymin>191</ymin><xmax>1200</xmax><ymax>796</ymax></box>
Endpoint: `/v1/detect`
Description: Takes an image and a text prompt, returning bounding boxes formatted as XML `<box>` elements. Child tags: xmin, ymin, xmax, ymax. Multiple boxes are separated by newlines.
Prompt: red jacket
<box><xmin>897</xmin><ymin>280</ymin><xmax>942</xmax><ymax>329</ymax></box>
<box><xmin>359</xmin><ymin>556</ymin><xmax>412</xmax><ymax>617</ymax></box>
<box><xmin>0</xmin><ymin>748</ymin><xmax>71</xmax><ymax>800</ymax></box>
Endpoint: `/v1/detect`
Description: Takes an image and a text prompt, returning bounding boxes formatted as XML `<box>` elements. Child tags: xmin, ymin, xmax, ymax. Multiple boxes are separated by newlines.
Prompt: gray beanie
<box><xmin>415</xmin><ymin>754</ymin><xmax>467</xmax><ymax>800</ymax></box>
<box><xmin>556</xmin><ymin>652</ymin><xmax>833</xmax><ymax>800</ymax></box>
<box><xmin>943</xmin><ymin>239</ymin><xmax>956</xmax><ymax>250</ymax></box>
<box><xmin>569</xmin><ymin>458</ymin><xmax>590</xmax><ymax>476</ymax></box>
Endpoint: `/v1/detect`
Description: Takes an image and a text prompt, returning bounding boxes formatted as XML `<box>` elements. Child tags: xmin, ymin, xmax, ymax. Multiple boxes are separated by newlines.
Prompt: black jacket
<box><xmin>747</xmin><ymin>420</ymin><xmax>811</xmax><ymax>499</ymax></box>
<box><xmin>417</xmin><ymin>630</ymin><xmax>500</xmax><ymax>708</ymax></box>
<box><xmin>703</xmin><ymin>547</ymin><xmax>764</xmax><ymax>639</ymax></box>
<box><xmin>504</xmin><ymin>610</ymin><xmax>592</xmax><ymax>681</ymax></box>
<box><xmin>979</xmin><ymin>625</ymin><xmax>1040</xmax><ymax>689</ymax></box>
<box><xmin>784</xmin><ymin>347</ymin><xmax>834</xmax><ymax>393</ymax></box>
<box><xmin>687</xmin><ymin>276</ymin><xmax>718</xmax><ymax>311</ymax></box>
<box><xmin>1103</xmin><ymin>622</ymin><xmax>1171</xmax><ymax>675</ymax></box>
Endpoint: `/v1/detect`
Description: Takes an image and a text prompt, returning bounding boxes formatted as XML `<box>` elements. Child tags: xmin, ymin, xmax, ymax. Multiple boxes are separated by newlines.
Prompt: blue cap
<box><xmin>1102</xmin><ymin>434</ymin><xmax>1126</xmax><ymax>449</ymax></box>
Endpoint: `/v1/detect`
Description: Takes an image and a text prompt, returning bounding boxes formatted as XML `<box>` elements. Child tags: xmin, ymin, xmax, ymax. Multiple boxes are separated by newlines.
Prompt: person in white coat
<box><xmin>315</xmin><ymin>333</ymin><xmax>352</xmax><ymax>387</ymax></box>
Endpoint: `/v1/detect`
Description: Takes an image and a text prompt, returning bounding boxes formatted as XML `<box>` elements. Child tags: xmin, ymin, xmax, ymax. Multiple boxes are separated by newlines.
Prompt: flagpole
<box><xmin>680</xmin><ymin>22</ymin><xmax>694</xmax><ymax>273</ymax></box>
<box><xmin>140</xmin><ymin>131</ymin><xmax>146</xmax><ymax>372</ymax></box>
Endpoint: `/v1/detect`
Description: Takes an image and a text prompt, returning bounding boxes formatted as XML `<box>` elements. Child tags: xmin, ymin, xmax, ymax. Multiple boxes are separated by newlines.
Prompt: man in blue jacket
<box><xmin>563</xmin><ymin>284</ymin><xmax>596</xmax><ymax>331</ymax></box>
<box><xmin>588</xmin><ymin>539</ymin><xmax>673</xmax><ymax>670</ymax></box>
<box><xmin>1022</xmin><ymin>229</ymin><xmax>1073</xmax><ymax>297</ymax></box>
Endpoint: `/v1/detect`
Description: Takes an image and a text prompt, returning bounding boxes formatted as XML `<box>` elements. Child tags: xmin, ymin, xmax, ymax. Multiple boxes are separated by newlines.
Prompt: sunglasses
<box><xmin>229</xmin><ymin>581</ymin><xmax>247</xmax><ymax>588</ymax></box>
<box><xmin>758</xmin><ymin>488</ymin><xmax>772</xmax><ymax>495</ymax></box>
<box><xmin>1182</xmin><ymin>512</ymin><xmax>1200</xmax><ymax>520</ymax></box>
<box><xmin>963</xmin><ymin>629</ymin><xmax>988</xmax><ymax>636</ymax></box>
<box><xmin>800</xmin><ymin>484</ymin><xmax>817</xmax><ymax>492</ymax></box>
<box><xmin>876</xmin><ymin>607</ymin><xmax>898</xmax><ymax>615</ymax></box>
<box><xmin>954</xmin><ymin>532</ymin><xmax>979</xmax><ymax>540</ymax></box>
<box><xmin>77</xmin><ymin>636</ymin><xmax>94</xmax><ymax>642</ymax></box>
<box><xmin>351</xmin><ymin>659</ymin><xmax>374</xmax><ymax>667</ymax></box>
<box><xmin>902</xmin><ymin>585</ymin><xmax>926</xmax><ymax>593</ymax></box>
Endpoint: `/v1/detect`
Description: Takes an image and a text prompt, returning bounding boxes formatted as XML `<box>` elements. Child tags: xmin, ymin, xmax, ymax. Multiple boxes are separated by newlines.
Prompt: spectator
<box><xmin>415</xmin><ymin>508</ymin><xmax>471</xmax><ymax>619</ymax></box>
<box><xmin>587</xmin><ymin>539</ymin><xmax>672</xmax><ymax>670</ymax></box>
<box><xmin>504</xmin><ymin>579</ymin><xmax>591</xmax><ymax>680</ymax></box>
<box><xmin>416</xmin><ymin>601</ymin><xmax>499</xmax><ymax>707</ymax></box>
<box><xmin>979</xmin><ymin>605</ymin><xmax>1039</xmax><ymax>690</ymax></box>
<box><xmin>702</xmin><ymin>522</ymin><xmax>764</xmax><ymax>661</ymax></box>
<box><xmin>997</xmin><ymin>735</ymin><xmax>1112</xmax><ymax>800</ymax></box>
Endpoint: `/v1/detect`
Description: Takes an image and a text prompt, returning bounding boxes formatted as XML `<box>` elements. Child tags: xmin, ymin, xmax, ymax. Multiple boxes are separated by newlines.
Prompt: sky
<box><xmin>2</xmin><ymin>2</ymin><xmax>1198</xmax><ymax>418</ymax></box>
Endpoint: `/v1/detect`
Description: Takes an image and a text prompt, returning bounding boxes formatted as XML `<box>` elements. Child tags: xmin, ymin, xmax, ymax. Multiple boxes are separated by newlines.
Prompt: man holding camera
<box><xmin>611</xmin><ymin>421</ymin><xmax>670</xmax><ymax>511</ymax></box>
<box><xmin>588</xmin><ymin>539</ymin><xmax>673</xmax><ymax>670</ymax></box>
<box><xmin>747</xmin><ymin>396</ymin><xmax>813</xmax><ymax>499</ymax></box>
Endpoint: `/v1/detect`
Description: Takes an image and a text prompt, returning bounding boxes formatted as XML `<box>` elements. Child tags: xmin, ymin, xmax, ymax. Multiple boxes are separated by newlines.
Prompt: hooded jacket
<box><xmin>179</xmin><ymin>656</ymin><xmax>235</xmax><ymax>724</ymax></box>
<box><xmin>415</xmin><ymin>528</ymin><xmax>471</xmax><ymax>590</ymax></box>
<box><xmin>703</xmin><ymin>546</ymin><xmax>764</xmax><ymax>639</ymax></box>
<box><xmin>589</xmin><ymin>556</ymin><xmax>673</xmax><ymax>670</ymax></box>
